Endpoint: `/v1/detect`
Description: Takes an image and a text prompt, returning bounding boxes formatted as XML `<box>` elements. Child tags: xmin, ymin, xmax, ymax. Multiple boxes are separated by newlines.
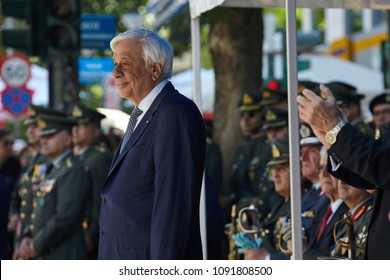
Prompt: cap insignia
<box><xmin>265</xmin><ymin>110</ymin><xmax>277</xmax><ymax>121</ymax></box>
<box><xmin>300</xmin><ymin>125</ymin><xmax>311</xmax><ymax>138</ymax></box>
<box><xmin>72</xmin><ymin>105</ymin><xmax>83</xmax><ymax>117</ymax></box>
<box><xmin>243</xmin><ymin>94</ymin><xmax>253</xmax><ymax>105</ymax></box>
<box><xmin>272</xmin><ymin>143</ymin><xmax>280</xmax><ymax>158</ymax></box>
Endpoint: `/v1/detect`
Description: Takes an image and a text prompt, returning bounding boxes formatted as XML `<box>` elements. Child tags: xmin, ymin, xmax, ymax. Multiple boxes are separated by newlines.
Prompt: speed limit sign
<box><xmin>0</xmin><ymin>53</ymin><xmax>32</xmax><ymax>88</ymax></box>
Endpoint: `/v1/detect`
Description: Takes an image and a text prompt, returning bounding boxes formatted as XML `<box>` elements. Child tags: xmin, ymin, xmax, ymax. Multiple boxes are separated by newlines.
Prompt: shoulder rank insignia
<box><xmin>66</xmin><ymin>157</ymin><xmax>73</xmax><ymax>168</ymax></box>
<box><xmin>94</xmin><ymin>145</ymin><xmax>107</xmax><ymax>153</ymax></box>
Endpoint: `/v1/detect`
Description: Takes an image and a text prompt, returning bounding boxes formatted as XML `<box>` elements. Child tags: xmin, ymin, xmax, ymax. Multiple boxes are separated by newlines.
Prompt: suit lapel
<box><xmin>106</xmin><ymin>82</ymin><xmax>175</xmax><ymax>179</ymax></box>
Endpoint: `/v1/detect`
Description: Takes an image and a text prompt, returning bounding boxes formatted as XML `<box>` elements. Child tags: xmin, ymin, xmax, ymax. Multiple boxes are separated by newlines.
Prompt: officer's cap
<box><xmin>298</xmin><ymin>80</ymin><xmax>319</xmax><ymax>94</ymax></box>
<box><xmin>267</xmin><ymin>138</ymin><xmax>289</xmax><ymax>167</ymax></box>
<box><xmin>300</xmin><ymin>123</ymin><xmax>321</xmax><ymax>146</ymax></box>
<box><xmin>37</xmin><ymin>114</ymin><xmax>77</xmax><ymax>137</ymax></box>
<box><xmin>238</xmin><ymin>93</ymin><xmax>261</xmax><ymax>112</ymax></box>
<box><xmin>369</xmin><ymin>93</ymin><xmax>390</xmax><ymax>114</ymax></box>
<box><xmin>24</xmin><ymin>105</ymin><xmax>67</xmax><ymax>126</ymax></box>
<box><xmin>259</xmin><ymin>86</ymin><xmax>287</xmax><ymax>107</ymax></box>
<box><xmin>262</xmin><ymin>109</ymin><xmax>288</xmax><ymax>130</ymax></box>
<box><xmin>325</xmin><ymin>81</ymin><xmax>364</xmax><ymax>107</ymax></box>
<box><xmin>69</xmin><ymin>103</ymin><xmax>106</xmax><ymax>125</ymax></box>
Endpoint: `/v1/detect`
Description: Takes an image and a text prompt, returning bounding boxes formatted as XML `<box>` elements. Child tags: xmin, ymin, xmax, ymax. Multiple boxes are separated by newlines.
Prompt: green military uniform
<box><xmin>331</xmin><ymin>197</ymin><xmax>374</xmax><ymax>260</ymax></box>
<box><xmin>27</xmin><ymin>114</ymin><xmax>91</xmax><ymax>259</ymax></box>
<box><xmin>245</xmin><ymin>109</ymin><xmax>288</xmax><ymax>222</ymax></box>
<box><xmin>230</xmin><ymin>94</ymin><xmax>262</xmax><ymax>209</ymax></box>
<box><xmin>69</xmin><ymin>103</ymin><xmax>113</xmax><ymax>258</ymax></box>
<box><xmin>10</xmin><ymin>105</ymin><xmax>67</xmax><ymax>243</ymax></box>
<box><xmin>257</xmin><ymin>139</ymin><xmax>290</xmax><ymax>254</ymax></box>
<box><xmin>14</xmin><ymin>153</ymin><xmax>48</xmax><ymax>240</ymax></box>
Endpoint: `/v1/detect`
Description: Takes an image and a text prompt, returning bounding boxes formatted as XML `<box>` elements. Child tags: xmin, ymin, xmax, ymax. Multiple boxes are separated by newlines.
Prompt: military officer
<box><xmin>228</xmin><ymin>93</ymin><xmax>264</xmax><ymax>210</ymax></box>
<box><xmin>369</xmin><ymin>92</ymin><xmax>390</xmax><ymax>139</ymax></box>
<box><xmin>13</xmin><ymin>113</ymin><xmax>90</xmax><ymax>260</ymax></box>
<box><xmin>246</xmin><ymin>108</ymin><xmax>288</xmax><ymax>222</ymax></box>
<box><xmin>243</xmin><ymin>138</ymin><xmax>291</xmax><ymax>260</ymax></box>
<box><xmin>331</xmin><ymin>180</ymin><xmax>374</xmax><ymax>259</ymax></box>
<box><xmin>9</xmin><ymin>105</ymin><xmax>66</xmax><ymax>248</ymax></box>
<box><xmin>69</xmin><ymin>103</ymin><xmax>113</xmax><ymax>259</ymax></box>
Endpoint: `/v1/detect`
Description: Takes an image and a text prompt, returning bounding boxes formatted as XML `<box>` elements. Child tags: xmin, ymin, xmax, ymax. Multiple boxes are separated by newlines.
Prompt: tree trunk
<box><xmin>209</xmin><ymin>8</ymin><xmax>263</xmax><ymax>189</ymax></box>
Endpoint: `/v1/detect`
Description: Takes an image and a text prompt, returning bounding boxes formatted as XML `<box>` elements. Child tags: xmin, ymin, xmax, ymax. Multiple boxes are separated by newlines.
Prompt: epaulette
<box><xmin>66</xmin><ymin>157</ymin><xmax>73</xmax><ymax>168</ymax></box>
<box><xmin>352</xmin><ymin>205</ymin><xmax>367</xmax><ymax>222</ymax></box>
<box><xmin>94</xmin><ymin>145</ymin><xmax>107</xmax><ymax>153</ymax></box>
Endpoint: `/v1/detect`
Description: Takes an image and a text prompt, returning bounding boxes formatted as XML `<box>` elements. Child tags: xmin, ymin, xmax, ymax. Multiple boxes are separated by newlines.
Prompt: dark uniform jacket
<box><xmin>328</xmin><ymin>123</ymin><xmax>390</xmax><ymax>260</ymax></box>
<box><xmin>10</xmin><ymin>152</ymin><xmax>47</xmax><ymax>241</ymax></box>
<box><xmin>76</xmin><ymin>143</ymin><xmax>112</xmax><ymax>252</ymax></box>
<box><xmin>30</xmin><ymin>150</ymin><xmax>90</xmax><ymax>259</ymax></box>
<box><xmin>331</xmin><ymin>197</ymin><xmax>374</xmax><ymax>259</ymax></box>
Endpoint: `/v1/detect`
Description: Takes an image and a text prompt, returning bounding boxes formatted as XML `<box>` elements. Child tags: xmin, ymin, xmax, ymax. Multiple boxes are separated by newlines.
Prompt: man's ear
<box><xmin>151</xmin><ymin>63</ymin><xmax>163</xmax><ymax>81</ymax></box>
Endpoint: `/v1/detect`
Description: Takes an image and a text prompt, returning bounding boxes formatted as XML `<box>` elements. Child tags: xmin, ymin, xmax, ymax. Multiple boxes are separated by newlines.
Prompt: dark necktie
<box><xmin>316</xmin><ymin>206</ymin><xmax>332</xmax><ymax>241</ymax></box>
<box><xmin>120</xmin><ymin>107</ymin><xmax>143</xmax><ymax>154</ymax></box>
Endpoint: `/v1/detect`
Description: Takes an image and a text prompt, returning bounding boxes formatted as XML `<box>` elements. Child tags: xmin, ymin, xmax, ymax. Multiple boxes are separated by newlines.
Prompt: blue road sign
<box><xmin>1</xmin><ymin>87</ymin><xmax>33</xmax><ymax>115</ymax></box>
<box><xmin>79</xmin><ymin>57</ymin><xmax>114</xmax><ymax>85</ymax></box>
<box><xmin>81</xmin><ymin>15</ymin><xmax>116</xmax><ymax>50</ymax></box>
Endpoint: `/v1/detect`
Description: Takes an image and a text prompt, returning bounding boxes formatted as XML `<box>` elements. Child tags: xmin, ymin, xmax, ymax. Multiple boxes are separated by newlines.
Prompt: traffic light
<box><xmin>381</xmin><ymin>41</ymin><xmax>390</xmax><ymax>88</ymax></box>
<box><xmin>43</xmin><ymin>0</ymin><xmax>80</xmax><ymax>57</ymax></box>
<box><xmin>1</xmin><ymin>0</ymin><xmax>44</xmax><ymax>56</ymax></box>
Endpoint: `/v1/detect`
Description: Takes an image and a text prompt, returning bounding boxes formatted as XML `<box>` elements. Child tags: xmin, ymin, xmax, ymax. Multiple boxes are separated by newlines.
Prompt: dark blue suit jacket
<box><xmin>98</xmin><ymin>82</ymin><xmax>206</xmax><ymax>260</ymax></box>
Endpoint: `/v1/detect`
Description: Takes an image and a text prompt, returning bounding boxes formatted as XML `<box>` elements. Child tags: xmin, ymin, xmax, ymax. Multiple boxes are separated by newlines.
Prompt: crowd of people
<box><xmin>211</xmin><ymin>80</ymin><xmax>390</xmax><ymax>260</ymax></box>
<box><xmin>1</xmin><ymin>27</ymin><xmax>390</xmax><ymax>260</ymax></box>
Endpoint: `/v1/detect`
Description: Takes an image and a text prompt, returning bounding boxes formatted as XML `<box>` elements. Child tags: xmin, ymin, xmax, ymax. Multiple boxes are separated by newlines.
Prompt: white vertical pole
<box><xmin>191</xmin><ymin>15</ymin><xmax>207</xmax><ymax>260</ymax></box>
<box><xmin>286</xmin><ymin>0</ymin><xmax>303</xmax><ymax>260</ymax></box>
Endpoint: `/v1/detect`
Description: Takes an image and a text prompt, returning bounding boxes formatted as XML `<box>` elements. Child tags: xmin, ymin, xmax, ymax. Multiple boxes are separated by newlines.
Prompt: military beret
<box><xmin>37</xmin><ymin>114</ymin><xmax>77</xmax><ymax>137</ymax></box>
<box><xmin>369</xmin><ymin>93</ymin><xmax>390</xmax><ymax>114</ymax></box>
<box><xmin>24</xmin><ymin>105</ymin><xmax>67</xmax><ymax>125</ymax></box>
<box><xmin>262</xmin><ymin>109</ymin><xmax>288</xmax><ymax>130</ymax></box>
<box><xmin>259</xmin><ymin>86</ymin><xmax>287</xmax><ymax>107</ymax></box>
<box><xmin>267</xmin><ymin>138</ymin><xmax>289</xmax><ymax>167</ymax></box>
<box><xmin>69</xmin><ymin>103</ymin><xmax>106</xmax><ymax>125</ymax></box>
<box><xmin>299</xmin><ymin>123</ymin><xmax>321</xmax><ymax>146</ymax></box>
<box><xmin>238</xmin><ymin>93</ymin><xmax>261</xmax><ymax>111</ymax></box>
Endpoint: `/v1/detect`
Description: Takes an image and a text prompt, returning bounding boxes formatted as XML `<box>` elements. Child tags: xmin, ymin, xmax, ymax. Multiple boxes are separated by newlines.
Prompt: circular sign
<box><xmin>1</xmin><ymin>87</ymin><xmax>33</xmax><ymax>115</ymax></box>
<box><xmin>0</xmin><ymin>54</ymin><xmax>32</xmax><ymax>88</ymax></box>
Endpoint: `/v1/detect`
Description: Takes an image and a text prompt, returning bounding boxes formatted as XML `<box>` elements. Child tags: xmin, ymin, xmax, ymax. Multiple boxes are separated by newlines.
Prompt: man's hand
<box><xmin>297</xmin><ymin>84</ymin><xmax>346</xmax><ymax>147</ymax></box>
<box><xmin>16</xmin><ymin>237</ymin><xmax>37</xmax><ymax>259</ymax></box>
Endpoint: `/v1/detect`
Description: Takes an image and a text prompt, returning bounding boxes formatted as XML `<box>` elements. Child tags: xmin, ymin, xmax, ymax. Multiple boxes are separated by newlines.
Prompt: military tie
<box><xmin>119</xmin><ymin>107</ymin><xmax>143</xmax><ymax>154</ymax></box>
<box><xmin>316</xmin><ymin>206</ymin><xmax>332</xmax><ymax>241</ymax></box>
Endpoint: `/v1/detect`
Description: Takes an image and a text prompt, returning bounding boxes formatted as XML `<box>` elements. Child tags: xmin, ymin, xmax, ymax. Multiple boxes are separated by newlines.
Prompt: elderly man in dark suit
<box><xmin>297</xmin><ymin>84</ymin><xmax>390</xmax><ymax>260</ymax></box>
<box><xmin>98</xmin><ymin>29</ymin><xmax>206</xmax><ymax>260</ymax></box>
